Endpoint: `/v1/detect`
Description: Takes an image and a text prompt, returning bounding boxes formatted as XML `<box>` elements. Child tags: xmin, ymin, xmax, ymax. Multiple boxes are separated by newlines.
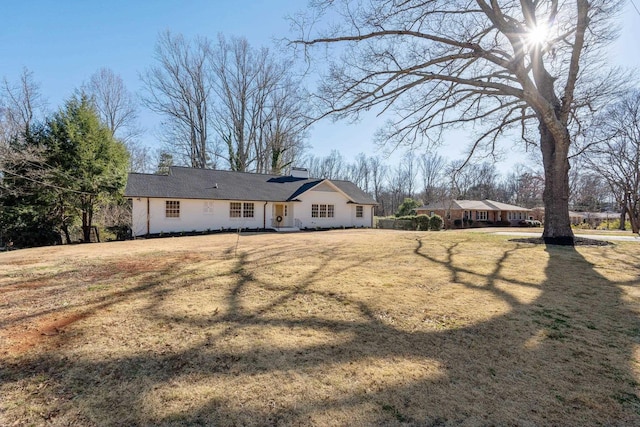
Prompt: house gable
<box><xmin>311</xmin><ymin>182</ymin><xmax>338</xmax><ymax>193</ymax></box>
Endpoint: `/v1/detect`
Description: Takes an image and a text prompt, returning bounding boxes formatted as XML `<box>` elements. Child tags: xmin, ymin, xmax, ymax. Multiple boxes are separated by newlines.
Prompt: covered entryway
<box><xmin>272</xmin><ymin>203</ymin><xmax>293</xmax><ymax>229</ymax></box>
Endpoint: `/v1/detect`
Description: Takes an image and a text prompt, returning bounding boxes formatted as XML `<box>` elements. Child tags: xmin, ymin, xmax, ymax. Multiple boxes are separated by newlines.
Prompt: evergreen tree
<box><xmin>45</xmin><ymin>94</ymin><xmax>129</xmax><ymax>242</ymax></box>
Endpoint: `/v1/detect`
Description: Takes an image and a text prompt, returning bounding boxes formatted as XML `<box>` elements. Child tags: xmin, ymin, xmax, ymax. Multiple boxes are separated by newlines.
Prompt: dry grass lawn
<box><xmin>1</xmin><ymin>229</ymin><xmax>640</xmax><ymax>426</ymax></box>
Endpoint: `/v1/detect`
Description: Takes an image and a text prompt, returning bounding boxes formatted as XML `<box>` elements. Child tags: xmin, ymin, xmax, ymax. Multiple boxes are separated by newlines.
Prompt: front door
<box><xmin>275</xmin><ymin>204</ymin><xmax>284</xmax><ymax>226</ymax></box>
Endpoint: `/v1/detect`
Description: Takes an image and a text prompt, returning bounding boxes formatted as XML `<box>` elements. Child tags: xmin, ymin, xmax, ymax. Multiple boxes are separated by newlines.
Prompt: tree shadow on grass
<box><xmin>2</xmin><ymin>237</ymin><xmax>640</xmax><ymax>426</ymax></box>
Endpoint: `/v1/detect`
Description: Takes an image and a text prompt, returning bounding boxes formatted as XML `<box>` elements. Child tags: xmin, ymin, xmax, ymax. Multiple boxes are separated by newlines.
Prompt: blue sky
<box><xmin>2</xmin><ymin>0</ymin><xmax>639</xmax><ymax>173</ymax></box>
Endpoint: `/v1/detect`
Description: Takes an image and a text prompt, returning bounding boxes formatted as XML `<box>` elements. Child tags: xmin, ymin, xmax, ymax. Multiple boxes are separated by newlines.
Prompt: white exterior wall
<box><xmin>131</xmin><ymin>198</ymin><xmax>268</xmax><ymax>236</ymax></box>
<box><xmin>129</xmin><ymin>186</ymin><xmax>374</xmax><ymax>236</ymax></box>
<box><xmin>294</xmin><ymin>184</ymin><xmax>373</xmax><ymax>229</ymax></box>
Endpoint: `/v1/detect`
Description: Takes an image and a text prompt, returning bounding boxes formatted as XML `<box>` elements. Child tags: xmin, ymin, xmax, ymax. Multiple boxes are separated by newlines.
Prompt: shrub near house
<box><xmin>376</xmin><ymin>214</ymin><xmax>443</xmax><ymax>231</ymax></box>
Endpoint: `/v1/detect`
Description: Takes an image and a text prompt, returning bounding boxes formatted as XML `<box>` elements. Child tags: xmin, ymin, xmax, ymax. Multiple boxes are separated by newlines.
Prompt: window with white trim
<box><xmin>312</xmin><ymin>204</ymin><xmax>335</xmax><ymax>218</ymax></box>
<box><xmin>230</xmin><ymin>202</ymin><xmax>242</xmax><ymax>218</ymax></box>
<box><xmin>356</xmin><ymin>205</ymin><xmax>363</xmax><ymax>218</ymax></box>
<box><xmin>477</xmin><ymin>211</ymin><xmax>488</xmax><ymax>221</ymax></box>
<box><xmin>165</xmin><ymin>200</ymin><xmax>180</xmax><ymax>218</ymax></box>
<box><xmin>243</xmin><ymin>202</ymin><xmax>255</xmax><ymax>218</ymax></box>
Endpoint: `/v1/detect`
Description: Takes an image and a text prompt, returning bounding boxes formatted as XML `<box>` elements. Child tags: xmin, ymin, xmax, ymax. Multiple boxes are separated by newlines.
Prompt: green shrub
<box><xmin>395</xmin><ymin>198</ymin><xmax>420</xmax><ymax>217</ymax></box>
<box><xmin>596</xmin><ymin>219</ymin><xmax>631</xmax><ymax>230</ymax></box>
<box><xmin>453</xmin><ymin>219</ymin><xmax>463</xmax><ymax>228</ymax></box>
<box><xmin>416</xmin><ymin>215</ymin><xmax>430</xmax><ymax>230</ymax></box>
<box><xmin>429</xmin><ymin>215</ymin><xmax>443</xmax><ymax>231</ymax></box>
<box><xmin>396</xmin><ymin>215</ymin><xmax>418</xmax><ymax>229</ymax></box>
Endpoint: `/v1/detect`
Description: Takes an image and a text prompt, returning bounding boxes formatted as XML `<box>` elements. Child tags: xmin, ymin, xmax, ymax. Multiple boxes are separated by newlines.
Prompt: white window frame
<box><xmin>312</xmin><ymin>203</ymin><xmax>335</xmax><ymax>218</ymax></box>
<box><xmin>230</xmin><ymin>202</ymin><xmax>242</xmax><ymax>218</ymax></box>
<box><xmin>165</xmin><ymin>200</ymin><xmax>180</xmax><ymax>218</ymax></box>
<box><xmin>356</xmin><ymin>205</ymin><xmax>363</xmax><ymax>218</ymax></box>
<box><xmin>243</xmin><ymin>202</ymin><xmax>255</xmax><ymax>218</ymax></box>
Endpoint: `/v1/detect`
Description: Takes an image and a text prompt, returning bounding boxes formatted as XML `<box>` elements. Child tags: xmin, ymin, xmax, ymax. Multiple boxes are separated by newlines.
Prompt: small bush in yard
<box><xmin>397</xmin><ymin>215</ymin><xmax>418</xmax><ymax>229</ymax></box>
<box><xmin>416</xmin><ymin>215</ymin><xmax>430</xmax><ymax>230</ymax></box>
<box><xmin>429</xmin><ymin>214</ymin><xmax>443</xmax><ymax>231</ymax></box>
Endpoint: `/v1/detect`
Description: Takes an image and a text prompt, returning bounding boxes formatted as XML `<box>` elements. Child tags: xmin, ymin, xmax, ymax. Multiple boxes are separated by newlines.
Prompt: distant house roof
<box><xmin>124</xmin><ymin>167</ymin><xmax>377</xmax><ymax>205</ymax></box>
<box><xmin>537</xmin><ymin>209</ymin><xmax>619</xmax><ymax>219</ymax></box>
<box><xmin>417</xmin><ymin>199</ymin><xmax>531</xmax><ymax>212</ymax></box>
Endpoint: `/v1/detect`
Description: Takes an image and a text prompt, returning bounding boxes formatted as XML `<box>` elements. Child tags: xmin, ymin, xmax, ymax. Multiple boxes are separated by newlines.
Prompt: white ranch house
<box><xmin>124</xmin><ymin>167</ymin><xmax>377</xmax><ymax>237</ymax></box>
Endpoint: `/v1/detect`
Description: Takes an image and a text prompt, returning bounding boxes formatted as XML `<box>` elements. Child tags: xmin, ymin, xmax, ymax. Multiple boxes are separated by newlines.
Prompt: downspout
<box><xmin>263</xmin><ymin>201</ymin><xmax>268</xmax><ymax>229</ymax></box>
<box><xmin>146</xmin><ymin>198</ymin><xmax>150</xmax><ymax>236</ymax></box>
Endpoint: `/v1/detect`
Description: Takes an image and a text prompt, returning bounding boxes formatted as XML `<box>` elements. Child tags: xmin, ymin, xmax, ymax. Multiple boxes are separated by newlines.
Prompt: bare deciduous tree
<box><xmin>142</xmin><ymin>32</ymin><xmax>308</xmax><ymax>173</ymax></box>
<box><xmin>369</xmin><ymin>156</ymin><xmax>388</xmax><ymax>215</ymax></box>
<box><xmin>0</xmin><ymin>68</ymin><xmax>47</xmax><ymax>195</ymax></box>
<box><xmin>584</xmin><ymin>89</ymin><xmax>640</xmax><ymax>233</ymax></box>
<box><xmin>142</xmin><ymin>31</ymin><xmax>213</xmax><ymax>169</ymax></box>
<box><xmin>85</xmin><ymin>68</ymin><xmax>139</xmax><ymax>142</ymax></box>
<box><xmin>212</xmin><ymin>36</ymin><xmax>308</xmax><ymax>173</ymax></box>
<box><xmin>419</xmin><ymin>153</ymin><xmax>446</xmax><ymax>204</ymax></box>
<box><xmin>1</xmin><ymin>68</ymin><xmax>45</xmax><ymax>142</ymax></box>
<box><xmin>294</xmin><ymin>0</ymin><xmax>626</xmax><ymax>243</ymax></box>
<box><xmin>501</xmin><ymin>164</ymin><xmax>545</xmax><ymax>208</ymax></box>
<box><xmin>84</xmin><ymin>67</ymin><xmax>149</xmax><ymax>172</ymax></box>
<box><xmin>346</xmin><ymin>153</ymin><xmax>371</xmax><ymax>193</ymax></box>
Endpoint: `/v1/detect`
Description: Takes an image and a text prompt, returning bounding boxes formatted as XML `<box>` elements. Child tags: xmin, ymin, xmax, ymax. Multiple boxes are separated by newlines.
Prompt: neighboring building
<box><xmin>531</xmin><ymin>209</ymin><xmax>620</xmax><ymax>227</ymax></box>
<box><xmin>416</xmin><ymin>199</ymin><xmax>533</xmax><ymax>227</ymax></box>
<box><xmin>124</xmin><ymin>167</ymin><xmax>377</xmax><ymax>236</ymax></box>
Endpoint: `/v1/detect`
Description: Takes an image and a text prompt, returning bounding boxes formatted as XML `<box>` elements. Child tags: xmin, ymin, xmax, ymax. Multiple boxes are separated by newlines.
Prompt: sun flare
<box><xmin>526</xmin><ymin>24</ymin><xmax>549</xmax><ymax>46</ymax></box>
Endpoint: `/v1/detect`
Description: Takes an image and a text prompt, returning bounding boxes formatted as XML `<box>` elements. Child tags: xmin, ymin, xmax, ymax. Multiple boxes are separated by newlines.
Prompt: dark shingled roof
<box><xmin>125</xmin><ymin>167</ymin><xmax>377</xmax><ymax>205</ymax></box>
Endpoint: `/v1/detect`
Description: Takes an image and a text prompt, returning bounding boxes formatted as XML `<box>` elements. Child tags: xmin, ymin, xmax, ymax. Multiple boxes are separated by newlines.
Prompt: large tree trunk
<box><xmin>629</xmin><ymin>205</ymin><xmax>640</xmax><ymax>234</ymax></box>
<box><xmin>540</xmin><ymin>124</ymin><xmax>575</xmax><ymax>245</ymax></box>
<box><xmin>61</xmin><ymin>224</ymin><xmax>72</xmax><ymax>245</ymax></box>
<box><xmin>82</xmin><ymin>211</ymin><xmax>91</xmax><ymax>243</ymax></box>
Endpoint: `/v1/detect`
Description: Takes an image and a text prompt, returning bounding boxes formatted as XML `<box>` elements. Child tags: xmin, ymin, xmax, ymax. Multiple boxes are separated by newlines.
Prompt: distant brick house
<box><xmin>416</xmin><ymin>199</ymin><xmax>533</xmax><ymax>227</ymax></box>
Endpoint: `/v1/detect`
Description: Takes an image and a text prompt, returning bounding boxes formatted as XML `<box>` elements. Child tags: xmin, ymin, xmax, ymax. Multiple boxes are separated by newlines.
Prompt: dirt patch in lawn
<box><xmin>1</xmin><ymin>230</ymin><xmax>640</xmax><ymax>426</ymax></box>
<box><xmin>6</xmin><ymin>312</ymin><xmax>89</xmax><ymax>355</ymax></box>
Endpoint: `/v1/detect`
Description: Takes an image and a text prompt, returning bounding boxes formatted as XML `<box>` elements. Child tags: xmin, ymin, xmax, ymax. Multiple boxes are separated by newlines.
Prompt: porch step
<box><xmin>271</xmin><ymin>226</ymin><xmax>300</xmax><ymax>233</ymax></box>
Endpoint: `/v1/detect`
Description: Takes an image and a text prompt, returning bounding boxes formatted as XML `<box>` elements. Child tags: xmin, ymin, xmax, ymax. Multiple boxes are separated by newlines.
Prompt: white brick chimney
<box><xmin>290</xmin><ymin>167</ymin><xmax>310</xmax><ymax>179</ymax></box>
